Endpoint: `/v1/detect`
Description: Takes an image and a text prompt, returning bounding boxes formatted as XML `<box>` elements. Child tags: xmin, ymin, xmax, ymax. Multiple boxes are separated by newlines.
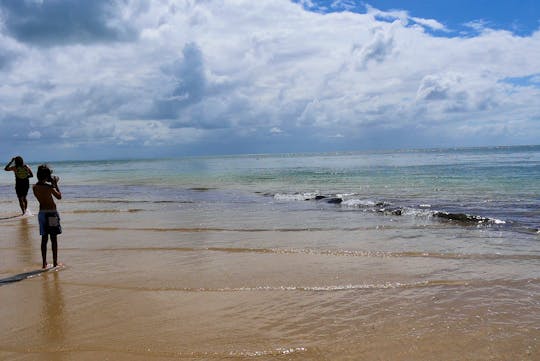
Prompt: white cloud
<box><xmin>0</xmin><ymin>0</ymin><xmax>539</xmax><ymax>159</ymax></box>
<box><xmin>28</xmin><ymin>130</ymin><xmax>41</xmax><ymax>139</ymax></box>
<box><xmin>410</xmin><ymin>16</ymin><xmax>447</xmax><ymax>31</ymax></box>
<box><xmin>464</xmin><ymin>20</ymin><xmax>490</xmax><ymax>32</ymax></box>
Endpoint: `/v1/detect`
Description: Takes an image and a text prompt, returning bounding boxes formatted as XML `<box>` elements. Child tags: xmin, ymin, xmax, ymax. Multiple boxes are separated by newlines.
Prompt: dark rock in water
<box><xmin>315</xmin><ymin>195</ymin><xmax>327</xmax><ymax>200</ymax></box>
<box><xmin>190</xmin><ymin>187</ymin><xmax>215</xmax><ymax>192</ymax></box>
<box><xmin>326</xmin><ymin>197</ymin><xmax>343</xmax><ymax>204</ymax></box>
<box><xmin>434</xmin><ymin>212</ymin><xmax>489</xmax><ymax>224</ymax></box>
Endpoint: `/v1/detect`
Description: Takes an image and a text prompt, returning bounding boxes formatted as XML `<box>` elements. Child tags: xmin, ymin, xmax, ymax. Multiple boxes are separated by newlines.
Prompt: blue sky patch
<box><xmin>293</xmin><ymin>0</ymin><xmax>540</xmax><ymax>36</ymax></box>
<box><xmin>501</xmin><ymin>74</ymin><xmax>540</xmax><ymax>88</ymax></box>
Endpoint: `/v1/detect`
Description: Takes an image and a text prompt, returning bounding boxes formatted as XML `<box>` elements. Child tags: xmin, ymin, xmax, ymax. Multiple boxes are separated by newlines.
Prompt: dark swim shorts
<box><xmin>15</xmin><ymin>178</ymin><xmax>29</xmax><ymax>198</ymax></box>
<box><xmin>38</xmin><ymin>211</ymin><xmax>62</xmax><ymax>236</ymax></box>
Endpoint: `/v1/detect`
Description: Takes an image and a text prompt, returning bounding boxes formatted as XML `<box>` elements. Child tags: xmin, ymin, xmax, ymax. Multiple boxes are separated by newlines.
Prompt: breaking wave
<box><xmin>272</xmin><ymin>192</ymin><xmax>508</xmax><ymax>226</ymax></box>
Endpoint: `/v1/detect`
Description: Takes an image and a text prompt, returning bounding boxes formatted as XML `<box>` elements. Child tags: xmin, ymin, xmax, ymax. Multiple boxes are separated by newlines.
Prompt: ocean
<box><xmin>0</xmin><ymin>145</ymin><xmax>539</xmax><ymax>360</ymax></box>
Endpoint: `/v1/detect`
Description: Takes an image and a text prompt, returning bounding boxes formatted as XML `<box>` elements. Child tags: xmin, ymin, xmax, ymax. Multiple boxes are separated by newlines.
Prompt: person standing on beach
<box><xmin>33</xmin><ymin>164</ymin><xmax>62</xmax><ymax>269</ymax></box>
<box><xmin>4</xmin><ymin>156</ymin><xmax>34</xmax><ymax>215</ymax></box>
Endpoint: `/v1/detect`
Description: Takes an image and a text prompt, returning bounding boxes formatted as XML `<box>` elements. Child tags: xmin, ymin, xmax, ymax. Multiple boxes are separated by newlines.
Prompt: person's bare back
<box><xmin>33</xmin><ymin>181</ymin><xmax>61</xmax><ymax>210</ymax></box>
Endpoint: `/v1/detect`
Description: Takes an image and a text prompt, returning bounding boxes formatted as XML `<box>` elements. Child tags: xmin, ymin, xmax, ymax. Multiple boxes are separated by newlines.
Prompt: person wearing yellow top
<box><xmin>4</xmin><ymin>156</ymin><xmax>33</xmax><ymax>215</ymax></box>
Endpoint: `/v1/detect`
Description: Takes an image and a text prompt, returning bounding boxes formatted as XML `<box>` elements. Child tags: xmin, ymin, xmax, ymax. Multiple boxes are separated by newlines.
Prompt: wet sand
<box><xmin>0</xmin><ymin>207</ymin><xmax>539</xmax><ymax>360</ymax></box>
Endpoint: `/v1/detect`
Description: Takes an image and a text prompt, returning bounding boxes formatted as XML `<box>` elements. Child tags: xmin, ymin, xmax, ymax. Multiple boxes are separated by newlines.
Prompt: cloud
<box><xmin>0</xmin><ymin>33</ymin><xmax>24</xmax><ymax>70</ymax></box>
<box><xmin>0</xmin><ymin>0</ymin><xmax>539</xmax><ymax>160</ymax></box>
<box><xmin>352</xmin><ymin>26</ymin><xmax>396</xmax><ymax>69</ymax></box>
<box><xmin>0</xmin><ymin>0</ymin><xmax>138</xmax><ymax>46</ymax></box>
<box><xmin>417</xmin><ymin>73</ymin><xmax>462</xmax><ymax>101</ymax></box>
<box><xmin>28</xmin><ymin>130</ymin><xmax>41</xmax><ymax>139</ymax></box>
<box><xmin>152</xmin><ymin>42</ymin><xmax>207</xmax><ymax>120</ymax></box>
<box><xmin>463</xmin><ymin>20</ymin><xmax>490</xmax><ymax>33</ymax></box>
<box><xmin>410</xmin><ymin>16</ymin><xmax>447</xmax><ymax>31</ymax></box>
<box><xmin>0</xmin><ymin>47</ymin><xmax>16</xmax><ymax>69</ymax></box>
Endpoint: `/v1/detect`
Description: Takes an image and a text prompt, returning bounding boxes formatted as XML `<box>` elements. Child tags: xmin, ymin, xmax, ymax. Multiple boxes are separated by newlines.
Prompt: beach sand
<box><xmin>1</xmin><ymin>206</ymin><xmax>539</xmax><ymax>361</ymax></box>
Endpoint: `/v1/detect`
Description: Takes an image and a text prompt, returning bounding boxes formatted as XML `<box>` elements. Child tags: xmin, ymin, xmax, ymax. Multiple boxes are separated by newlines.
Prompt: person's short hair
<box><xmin>37</xmin><ymin>164</ymin><xmax>52</xmax><ymax>182</ymax></box>
<box><xmin>14</xmin><ymin>156</ymin><xmax>23</xmax><ymax>167</ymax></box>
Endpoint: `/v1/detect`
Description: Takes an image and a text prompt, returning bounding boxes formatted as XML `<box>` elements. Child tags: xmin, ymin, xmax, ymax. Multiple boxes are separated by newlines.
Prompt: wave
<box><xmin>5</xmin><ymin>344</ymin><xmax>309</xmax><ymax>359</ymax></box>
<box><xmin>79</xmin><ymin>246</ymin><xmax>540</xmax><ymax>261</ymax></box>
<box><xmin>273</xmin><ymin>192</ymin><xmax>321</xmax><ymax>201</ymax></box>
<box><xmin>71</xmin><ymin>224</ymin><xmax>448</xmax><ymax>232</ymax></box>
<box><xmin>68</xmin><ymin>199</ymin><xmax>194</xmax><ymax>204</ymax></box>
<box><xmin>226</xmin><ymin>347</ymin><xmax>308</xmax><ymax>357</ymax></box>
<box><xmin>60</xmin><ymin>278</ymin><xmax>540</xmax><ymax>293</ymax></box>
<box><xmin>72</xmin><ymin>226</ymin><xmax>340</xmax><ymax>232</ymax></box>
<box><xmin>69</xmin><ymin>209</ymin><xmax>144</xmax><ymax>214</ymax></box>
<box><xmin>272</xmin><ymin>192</ymin><xmax>508</xmax><ymax>225</ymax></box>
<box><xmin>342</xmin><ymin>199</ymin><xmax>376</xmax><ymax>207</ymax></box>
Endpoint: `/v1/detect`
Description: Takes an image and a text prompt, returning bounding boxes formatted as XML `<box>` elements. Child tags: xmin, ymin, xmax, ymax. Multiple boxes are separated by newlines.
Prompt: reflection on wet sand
<box><xmin>41</xmin><ymin>271</ymin><xmax>66</xmax><ymax>361</ymax></box>
<box><xmin>16</xmin><ymin>217</ymin><xmax>33</xmax><ymax>264</ymax></box>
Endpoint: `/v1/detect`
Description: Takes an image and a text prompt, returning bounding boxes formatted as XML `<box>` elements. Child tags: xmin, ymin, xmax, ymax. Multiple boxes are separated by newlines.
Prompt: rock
<box><xmin>434</xmin><ymin>212</ymin><xmax>489</xmax><ymax>224</ymax></box>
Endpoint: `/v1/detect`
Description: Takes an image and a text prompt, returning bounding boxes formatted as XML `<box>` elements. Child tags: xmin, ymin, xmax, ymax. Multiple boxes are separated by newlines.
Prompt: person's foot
<box><xmin>42</xmin><ymin>264</ymin><xmax>48</xmax><ymax>269</ymax></box>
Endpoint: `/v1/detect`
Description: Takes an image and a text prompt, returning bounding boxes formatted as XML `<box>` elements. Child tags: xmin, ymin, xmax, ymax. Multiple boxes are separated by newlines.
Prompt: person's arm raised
<box><xmin>51</xmin><ymin>177</ymin><xmax>62</xmax><ymax>200</ymax></box>
<box><xmin>4</xmin><ymin>158</ymin><xmax>14</xmax><ymax>171</ymax></box>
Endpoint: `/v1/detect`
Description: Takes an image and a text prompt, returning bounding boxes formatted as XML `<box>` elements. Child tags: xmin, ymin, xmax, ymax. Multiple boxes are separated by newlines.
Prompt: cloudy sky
<box><xmin>1</xmin><ymin>0</ymin><xmax>539</xmax><ymax>160</ymax></box>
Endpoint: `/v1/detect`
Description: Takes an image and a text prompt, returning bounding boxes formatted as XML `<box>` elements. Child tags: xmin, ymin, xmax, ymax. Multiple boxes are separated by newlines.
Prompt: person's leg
<box><xmin>18</xmin><ymin>196</ymin><xmax>25</xmax><ymax>214</ymax></box>
<box><xmin>41</xmin><ymin>235</ymin><xmax>48</xmax><ymax>268</ymax></box>
<box><xmin>51</xmin><ymin>235</ymin><xmax>58</xmax><ymax>267</ymax></box>
<box><xmin>22</xmin><ymin>196</ymin><xmax>28</xmax><ymax>214</ymax></box>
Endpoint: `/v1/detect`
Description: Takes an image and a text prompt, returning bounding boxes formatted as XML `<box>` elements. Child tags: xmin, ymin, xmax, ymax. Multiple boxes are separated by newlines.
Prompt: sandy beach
<box><xmin>1</xmin><ymin>194</ymin><xmax>539</xmax><ymax>360</ymax></box>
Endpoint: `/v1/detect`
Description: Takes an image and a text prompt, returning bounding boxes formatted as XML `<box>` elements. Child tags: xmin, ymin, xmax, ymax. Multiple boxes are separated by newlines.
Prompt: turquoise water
<box><xmin>2</xmin><ymin>145</ymin><xmax>538</xmax><ymax>232</ymax></box>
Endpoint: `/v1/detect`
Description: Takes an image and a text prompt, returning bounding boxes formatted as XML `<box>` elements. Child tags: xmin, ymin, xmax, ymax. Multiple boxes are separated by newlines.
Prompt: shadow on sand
<box><xmin>0</xmin><ymin>266</ymin><xmax>63</xmax><ymax>286</ymax></box>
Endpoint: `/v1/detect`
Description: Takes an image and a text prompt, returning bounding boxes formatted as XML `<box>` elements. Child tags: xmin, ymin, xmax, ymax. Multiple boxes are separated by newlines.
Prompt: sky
<box><xmin>0</xmin><ymin>0</ymin><xmax>539</xmax><ymax>161</ymax></box>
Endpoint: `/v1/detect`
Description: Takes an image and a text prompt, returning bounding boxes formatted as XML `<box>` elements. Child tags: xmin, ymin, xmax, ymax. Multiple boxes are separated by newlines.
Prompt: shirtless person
<box><xmin>33</xmin><ymin>165</ymin><xmax>62</xmax><ymax>269</ymax></box>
